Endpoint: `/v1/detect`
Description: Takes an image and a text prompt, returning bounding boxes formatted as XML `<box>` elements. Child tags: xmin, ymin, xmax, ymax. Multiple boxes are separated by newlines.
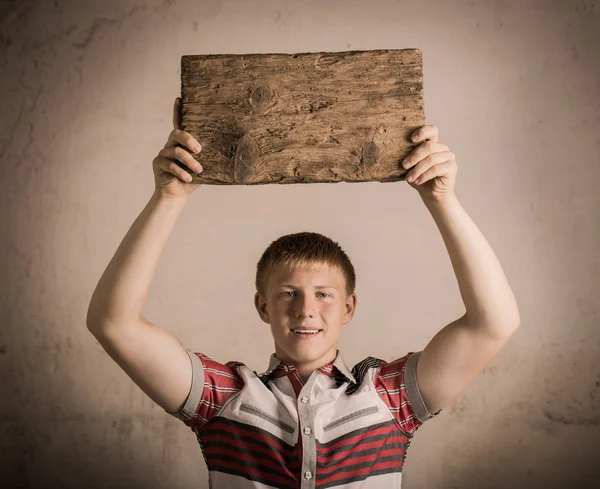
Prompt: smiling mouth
<box><xmin>290</xmin><ymin>329</ymin><xmax>322</xmax><ymax>335</ymax></box>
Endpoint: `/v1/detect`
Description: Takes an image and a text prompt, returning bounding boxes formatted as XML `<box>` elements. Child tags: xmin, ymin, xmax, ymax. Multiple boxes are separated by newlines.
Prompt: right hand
<box><xmin>152</xmin><ymin>97</ymin><xmax>203</xmax><ymax>201</ymax></box>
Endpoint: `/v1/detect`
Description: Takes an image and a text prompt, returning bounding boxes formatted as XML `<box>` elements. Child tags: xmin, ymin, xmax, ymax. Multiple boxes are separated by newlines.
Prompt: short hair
<box><xmin>255</xmin><ymin>231</ymin><xmax>356</xmax><ymax>299</ymax></box>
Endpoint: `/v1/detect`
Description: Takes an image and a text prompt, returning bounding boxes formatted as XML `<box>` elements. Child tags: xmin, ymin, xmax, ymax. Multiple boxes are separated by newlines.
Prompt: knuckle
<box><xmin>174</xmin><ymin>146</ymin><xmax>185</xmax><ymax>158</ymax></box>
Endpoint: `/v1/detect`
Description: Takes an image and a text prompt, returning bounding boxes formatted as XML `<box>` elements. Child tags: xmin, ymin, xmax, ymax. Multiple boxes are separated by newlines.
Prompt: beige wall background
<box><xmin>1</xmin><ymin>0</ymin><xmax>599</xmax><ymax>487</ymax></box>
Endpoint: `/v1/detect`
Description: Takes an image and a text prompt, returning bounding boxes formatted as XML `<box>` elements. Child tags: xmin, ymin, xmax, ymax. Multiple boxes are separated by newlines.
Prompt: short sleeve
<box><xmin>374</xmin><ymin>350</ymin><xmax>442</xmax><ymax>435</ymax></box>
<box><xmin>164</xmin><ymin>349</ymin><xmax>245</xmax><ymax>432</ymax></box>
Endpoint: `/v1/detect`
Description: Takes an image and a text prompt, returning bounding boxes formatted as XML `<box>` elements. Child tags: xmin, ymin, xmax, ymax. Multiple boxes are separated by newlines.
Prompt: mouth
<box><xmin>290</xmin><ymin>328</ymin><xmax>322</xmax><ymax>337</ymax></box>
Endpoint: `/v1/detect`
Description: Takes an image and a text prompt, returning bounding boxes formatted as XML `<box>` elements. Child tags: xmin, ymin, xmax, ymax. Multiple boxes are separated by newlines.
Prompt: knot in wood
<box><xmin>233</xmin><ymin>136</ymin><xmax>257</xmax><ymax>183</ymax></box>
<box><xmin>249</xmin><ymin>85</ymin><xmax>275</xmax><ymax>110</ymax></box>
<box><xmin>361</xmin><ymin>141</ymin><xmax>380</xmax><ymax>168</ymax></box>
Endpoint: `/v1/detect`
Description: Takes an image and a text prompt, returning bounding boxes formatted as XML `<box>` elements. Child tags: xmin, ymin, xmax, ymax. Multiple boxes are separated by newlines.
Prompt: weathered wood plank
<box><xmin>179</xmin><ymin>49</ymin><xmax>424</xmax><ymax>185</ymax></box>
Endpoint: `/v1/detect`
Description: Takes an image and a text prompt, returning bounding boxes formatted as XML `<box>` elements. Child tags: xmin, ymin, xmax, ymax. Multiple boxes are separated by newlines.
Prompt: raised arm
<box><xmin>86</xmin><ymin>97</ymin><xmax>205</xmax><ymax>413</ymax></box>
<box><xmin>402</xmin><ymin>125</ymin><xmax>520</xmax><ymax>415</ymax></box>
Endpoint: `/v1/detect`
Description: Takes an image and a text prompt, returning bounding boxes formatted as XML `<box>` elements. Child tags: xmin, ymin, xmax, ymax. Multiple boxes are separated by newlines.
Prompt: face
<box><xmin>254</xmin><ymin>262</ymin><xmax>357</xmax><ymax>374</ymax></box>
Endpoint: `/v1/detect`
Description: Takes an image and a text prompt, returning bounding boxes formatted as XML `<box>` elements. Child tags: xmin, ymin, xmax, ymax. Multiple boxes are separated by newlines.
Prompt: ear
<box><xmin>343</xmin><ymin>292</ymin><xmax>357</xmax><ymax>324</ymax></box>
<box><xmin>255</xmin><ymin>292</ymin><xmax>270</xmax><ymax>324</ymax></box>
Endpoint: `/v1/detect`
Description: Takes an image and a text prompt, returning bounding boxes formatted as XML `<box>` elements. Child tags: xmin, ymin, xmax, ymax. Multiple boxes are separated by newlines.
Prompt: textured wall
<box><xmin>1</xmin><ymin>0</ymin><xmax>599</xmax><ymax>488</ymax></box>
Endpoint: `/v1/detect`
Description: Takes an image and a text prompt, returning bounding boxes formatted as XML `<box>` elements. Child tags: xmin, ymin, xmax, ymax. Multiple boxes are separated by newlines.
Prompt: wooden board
<box><xmin>179</xmin><ymin>49</ymin><xmax>424</xmax><ymax>185</ymax></box>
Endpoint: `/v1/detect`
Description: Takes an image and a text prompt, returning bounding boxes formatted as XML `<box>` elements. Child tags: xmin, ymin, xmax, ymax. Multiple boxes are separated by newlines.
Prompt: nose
<box><xmin>293</xmin><ymin>292</ymin><xmax>317</xmax><ymax>318</ymax></box>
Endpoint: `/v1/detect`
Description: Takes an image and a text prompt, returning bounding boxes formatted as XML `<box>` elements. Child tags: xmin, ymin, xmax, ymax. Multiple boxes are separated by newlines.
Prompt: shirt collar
<box><xmin>262</xmin><ymin>349</ymin><xmax>357</xmax><ymax>384</ymax></box>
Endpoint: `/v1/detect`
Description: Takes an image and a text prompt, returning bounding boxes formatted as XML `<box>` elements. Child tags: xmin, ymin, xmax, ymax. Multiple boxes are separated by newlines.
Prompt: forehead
<box><xmin>270</xmin><ymin>262</ymin><xmax>343</xmax><ymax>287</ymax></box>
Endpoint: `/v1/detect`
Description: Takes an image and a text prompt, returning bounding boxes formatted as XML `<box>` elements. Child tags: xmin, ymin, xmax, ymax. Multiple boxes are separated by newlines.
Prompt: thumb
<box><xmin>173</xmin><ymin>97</ymin><xmax>182</xmax><ymax>130</ymax></box>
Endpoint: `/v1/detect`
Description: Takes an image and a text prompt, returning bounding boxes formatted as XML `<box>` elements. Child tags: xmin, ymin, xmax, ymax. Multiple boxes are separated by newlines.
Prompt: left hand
<box><xmin>402</xmin><ymin>125</ymin><xmax>458</xmax><ymax>203</ymax></box>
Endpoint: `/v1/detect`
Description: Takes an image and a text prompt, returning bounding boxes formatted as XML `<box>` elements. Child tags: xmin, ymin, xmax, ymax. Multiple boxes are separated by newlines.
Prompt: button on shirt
<box><xmin>166</xmin><ymin>349</ymin><xmax>441</xmax><ymax>488</ymax></box>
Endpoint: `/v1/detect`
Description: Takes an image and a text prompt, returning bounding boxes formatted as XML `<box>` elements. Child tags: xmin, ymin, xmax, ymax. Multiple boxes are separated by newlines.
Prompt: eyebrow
<box><xmin>280</xmin><ymin>284</ymin><xmax>337</xmax><ymax>290</ymax></box>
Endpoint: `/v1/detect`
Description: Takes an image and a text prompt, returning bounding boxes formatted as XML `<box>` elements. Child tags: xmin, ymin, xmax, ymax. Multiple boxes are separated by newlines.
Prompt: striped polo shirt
<box><xmin>166</xmin><ymin>348</ymin><xmax>441</xmax><ymax>488</ymax></box>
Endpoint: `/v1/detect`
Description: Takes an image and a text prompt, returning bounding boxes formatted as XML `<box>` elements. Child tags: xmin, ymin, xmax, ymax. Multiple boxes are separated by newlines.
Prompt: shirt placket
<box><xmin>297</xmin><ymin>376</ymin><xmax>318</xmax><ymax>489</ymax></box>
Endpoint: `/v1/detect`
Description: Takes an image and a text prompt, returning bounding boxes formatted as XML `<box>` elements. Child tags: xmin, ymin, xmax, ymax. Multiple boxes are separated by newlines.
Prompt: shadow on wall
<box><xmin>1</xmin><ymin>343</ymin><xmax>204</xmax><ymax>488</ymax></box>
<box><xmin>434</xmin><ymin>348</ymin><xmax>600</xmax><ymax>489</ymax></box>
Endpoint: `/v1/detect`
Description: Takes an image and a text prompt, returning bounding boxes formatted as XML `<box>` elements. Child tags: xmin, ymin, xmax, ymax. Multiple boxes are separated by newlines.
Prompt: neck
<box><xmin>275</xmin><ymin>347</ymin><xmax>338</xmax><ymax>381</ymax></box>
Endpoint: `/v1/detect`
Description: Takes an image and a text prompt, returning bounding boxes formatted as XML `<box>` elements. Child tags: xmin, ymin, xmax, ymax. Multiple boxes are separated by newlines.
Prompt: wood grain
<box><xmin>179</xmin><ymin>49</ymin><xmax>424</xmax><ymax>185</ymax></box>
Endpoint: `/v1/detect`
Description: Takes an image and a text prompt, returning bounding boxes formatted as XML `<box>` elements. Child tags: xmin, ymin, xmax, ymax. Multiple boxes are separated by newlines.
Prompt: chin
<box><xmin>290</xmin><ymin>343</ymin><xmax>328</xmax><ymax>357</ymax></box>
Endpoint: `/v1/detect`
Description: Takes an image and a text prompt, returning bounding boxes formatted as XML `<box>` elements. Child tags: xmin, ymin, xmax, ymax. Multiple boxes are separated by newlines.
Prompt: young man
<box><xmin>87</xmin><ymin>97</ymin><xmax>520</xmax><ymax>488</ymax></box>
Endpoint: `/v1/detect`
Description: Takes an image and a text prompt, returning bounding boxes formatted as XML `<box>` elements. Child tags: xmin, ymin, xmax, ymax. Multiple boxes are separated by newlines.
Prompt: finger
<box><xmin>173</xmin><ymin>97</ymin><xmax>182</xmax><ymax>130</ymax></box>
<box><xmin>411</xmin><ymin>124</ymin><xmax>439</xmax><ymax>143</ymax></box>
<box><xmin>413</xmin><ymin>159</ymin><xmax>457</xmax><ymax>185</ymax></box>
<box><xmin>163</xmin><ymin>128</ymin><xmax>202</xmax><ymax>154</ymax></box>
<box><xmin>154</xmin><ymin>156</ymin><xmax>197</xmax><ymax>182</ymax></box>
<box><xmin>159</xmin><ymin>145</ymin><xmax>203</xmax><ymax>174</ymax></box>
<box><xmin>402</xmin><ymin>140</ymin><xmax>449</xmax><ymax>169</ymax></box>
<box><xmin>406</xmin><ymin>151</ymin><xmax>455</xmax><ymax>183</ymax></box>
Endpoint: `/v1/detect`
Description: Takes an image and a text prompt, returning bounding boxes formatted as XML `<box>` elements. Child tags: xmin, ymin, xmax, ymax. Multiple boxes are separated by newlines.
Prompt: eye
<box><xmin>281</xmin><ymin>291</ymin><xmax>330</xmax><ymax>298</ymax></box>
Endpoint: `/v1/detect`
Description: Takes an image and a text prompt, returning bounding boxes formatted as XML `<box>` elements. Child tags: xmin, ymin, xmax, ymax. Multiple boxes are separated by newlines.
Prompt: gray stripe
<box><xmin>166</xmin><ymin>349</ymin><xmax>205</xmax><ymax>421</ymax></box>
<box><xmin>240</xmin><ymin>402</ymin><xmax>295</xmax><ymax>433</ymax></box>
<box><xmin>404</xmin><ymin>351</ymin><xmax>435</xmax><ymax>423</ymax></box>
<box><xmin>323</xmin><ymin>406</ymin><xmax>379</xmax><ymax>432</ymax></box>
